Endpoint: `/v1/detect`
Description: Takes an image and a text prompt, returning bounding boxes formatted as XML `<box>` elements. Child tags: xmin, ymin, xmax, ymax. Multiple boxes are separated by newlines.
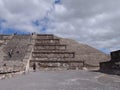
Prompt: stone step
<box><xmin>34</xmin><ymin>44</ymin><xmax>67</xmax><ymax>50</ymax></box>
<box><xmin>30</xmin><ymin>60</ymin><xmax>83</xmax><ymax>69</ymax></box>
<box><xmin>32</xmin><ymin>52</ymin><xmax>75</xmax><ymax>58</ymax></box>
<box><xmin>37</xmin><ymin>34</ymin><xmax>54</xmax><ymax>39</ymax></box>
<box><xmin>30</xmin><ymin>60</ymin><xmax>83</xmax><ymax>63</ymax></box>
<box><xmin>35</xmin><ymin>43</ymin><xmax>61</xmax><ymax>45</ymax></box>
<box><xmin>34</xmin><ymin>50</ymin><xmax>67</xmax><ymax>52</ymax></box>
<box><xmin>35</xmin><ymin>39</ymin><xmax>60</xmax><ymax>44</ymax></box>
<box><xmin>36</xmin><ymin>38</ymin><xmax>59</xmax><ymax>40</ymax></box>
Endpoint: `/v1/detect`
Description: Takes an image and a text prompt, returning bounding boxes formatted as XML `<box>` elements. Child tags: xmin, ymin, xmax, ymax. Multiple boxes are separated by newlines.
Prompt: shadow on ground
<box><xmin>90</xmin><ymin>69</ymin><xmax>120</xmax><ymax>76</ymax></box>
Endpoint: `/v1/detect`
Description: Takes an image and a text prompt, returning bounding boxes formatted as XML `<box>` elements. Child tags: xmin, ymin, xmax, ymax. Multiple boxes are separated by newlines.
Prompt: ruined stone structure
<box><xmin>0</xmin><ymin>34</ymin><xmax>109</xmax><ymax>76</ymax></box>
<box><xmin>100</xmin><ymin>50</ymin><xmax>120</xmax><ymax>74</ymax></box>
<box><xmin>111</xmin><ymin>50</ymin><xmax>120</xmax><ymax>62</ymax></box>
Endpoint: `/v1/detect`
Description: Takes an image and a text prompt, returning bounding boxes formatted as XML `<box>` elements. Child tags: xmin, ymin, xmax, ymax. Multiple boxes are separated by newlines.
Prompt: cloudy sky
<box><xmin>0</xmin><ymin>0</ymin><xmax>120</xmax><ymax>53</ymax></box>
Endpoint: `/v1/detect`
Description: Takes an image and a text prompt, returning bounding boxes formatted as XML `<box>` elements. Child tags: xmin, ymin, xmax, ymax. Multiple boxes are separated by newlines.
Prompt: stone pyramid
<box><xmin>0</xmin><ymin>34</ymin><xmax>110</xmax><ymax>73</ymax></box>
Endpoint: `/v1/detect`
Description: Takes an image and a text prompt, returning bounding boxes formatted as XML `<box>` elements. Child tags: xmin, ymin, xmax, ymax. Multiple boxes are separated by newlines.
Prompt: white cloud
<box><xmin>0</xmin><ymin>0</ymin><xmax>120</xmax><ymax>52</ymax></box>
<box><xmin>54</xmin><ymin>4</ymin><xmax>67</xmax><ymax>15</ymax></box>
<box><xmin>0</xmin><ymin>0</ymin><xmax>53</xmax><ymax>32</ymax></box>
<box><xmin>48</xmin><ymin>0</ymin><xmax>120</xmax><ymax>52</ymax></box>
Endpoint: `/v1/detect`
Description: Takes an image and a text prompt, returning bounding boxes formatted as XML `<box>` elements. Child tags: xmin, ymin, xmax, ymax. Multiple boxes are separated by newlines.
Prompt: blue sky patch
<box><xmin>2</xmin><ymin>28</ymin><xmax>29</xmax><ymax>35</ymax></box>
<box><xmin>0</xmin><ymin>19</ymin><xmax>6</xmax><ymax>24</ymax></box>
<box><xmin>99</xmin><ymin>48</ymin><xmax>110</xmax><ymax>54</ymax></box>
<box><xmin>33</xmin><ymin>20</ymin><xmax>40</xmax><ymax>26</ymax></box>
<box><xmin>32</xmin><ymin>16</ymin><xmax>50</xmax><ymax>33</ymax></box>
<box><xmin>54</xmin><ymin>0</ymin><xmax>61</xmax><ymax>4</ymax></box>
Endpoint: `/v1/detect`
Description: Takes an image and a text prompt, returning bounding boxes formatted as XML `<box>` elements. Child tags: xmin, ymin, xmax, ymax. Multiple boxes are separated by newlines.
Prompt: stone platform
<box><xmin>0</xmin><ymin>70</ymin><xmax>119</xmax><ymax>90</ymax></box>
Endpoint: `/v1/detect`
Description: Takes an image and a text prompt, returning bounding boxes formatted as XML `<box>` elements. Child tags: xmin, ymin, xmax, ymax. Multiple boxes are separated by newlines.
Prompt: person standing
<box><xmin>33</xmin><ymin>63</ymin><xmax>36</xmax><ymax>72</ymax></box>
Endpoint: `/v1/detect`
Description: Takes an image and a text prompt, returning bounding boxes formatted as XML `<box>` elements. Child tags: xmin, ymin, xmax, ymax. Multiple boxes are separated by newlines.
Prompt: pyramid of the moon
<box><xmin>0</xmin><ymin>34</ymin><xmax>109</xmax><ymax>73</ymax></box>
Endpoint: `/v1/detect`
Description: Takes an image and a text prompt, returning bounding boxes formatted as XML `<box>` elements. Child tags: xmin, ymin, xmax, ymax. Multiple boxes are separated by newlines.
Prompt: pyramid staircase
<box><xmin>30</xmin><ymin>34</ymin><xmax>83</xmax><ymax>70</ymax></box>
<box><xmin>0</xmin><ymin>34</ymin><xmax>32</xmax><ymax>74</ymax></box>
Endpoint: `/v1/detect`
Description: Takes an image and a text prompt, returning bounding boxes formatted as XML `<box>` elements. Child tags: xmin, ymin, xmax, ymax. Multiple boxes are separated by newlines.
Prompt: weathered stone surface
<box><xmin>0</xmin><ymin>34</ymin><xmax>33</xmax><ymax>74</ymax></box>
<box><xmin>60</xmin><ymin>38</ymin><xmax>110</xmax><ymax>67</ymax></box>
<box><xmin>0</xmin><ymin>70</ymin><xmax>120</xmax><ymax>90</ymax></box>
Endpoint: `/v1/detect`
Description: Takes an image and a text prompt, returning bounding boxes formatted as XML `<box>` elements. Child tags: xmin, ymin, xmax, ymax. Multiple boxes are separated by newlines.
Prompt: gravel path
<box><xmin>0</xmin><ymin>70</ymin><xmax>119</xmax><ymax>90</ymax></box>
